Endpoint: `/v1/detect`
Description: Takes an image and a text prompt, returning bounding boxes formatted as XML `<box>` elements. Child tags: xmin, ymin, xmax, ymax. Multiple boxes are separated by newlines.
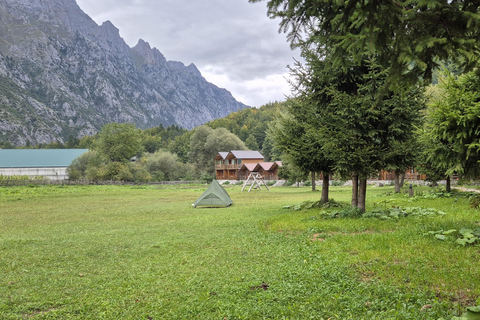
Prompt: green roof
<box><xmin>0</xmin><ymin>149</ymin><xmax>89</xmax><ymax>168</ymax></box>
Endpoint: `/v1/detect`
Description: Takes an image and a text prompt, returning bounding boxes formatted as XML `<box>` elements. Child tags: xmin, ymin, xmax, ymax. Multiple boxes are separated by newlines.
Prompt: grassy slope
<box><xmin>0</xmin><ymin>184</ymin><xmax>478</xmax><ymax>319</ymax></box>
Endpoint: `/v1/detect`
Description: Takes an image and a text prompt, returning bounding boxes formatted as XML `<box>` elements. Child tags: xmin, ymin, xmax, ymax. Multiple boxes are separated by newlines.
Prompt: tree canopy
<box><xmin>250</xmin><ymin>0</ymin><xmax>480</xmax><ymax>84</ymax></box>
<box><xmin>94</xmin><ymin>123</ymin><xmax>143</xmax><ymax>163</ymax></box>
<box><xmin>188</xmin><ymin>125</ymin><xmax>247</xmax><ymax>176</ymax></box>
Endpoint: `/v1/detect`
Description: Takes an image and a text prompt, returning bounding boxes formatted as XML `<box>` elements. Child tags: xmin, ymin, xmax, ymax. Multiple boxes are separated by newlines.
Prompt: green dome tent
<box><xmin>193</xmin><ymin>180</ymin><xmax>233</xmax><ymax>208</ymax></box>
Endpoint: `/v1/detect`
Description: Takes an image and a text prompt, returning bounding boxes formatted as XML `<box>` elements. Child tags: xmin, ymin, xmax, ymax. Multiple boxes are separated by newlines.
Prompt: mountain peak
<box><xmin>132</xmin><ymin>39</ymin><xmax>167</xmax><ymax>65</ymax></box>
<box><xmin>0</xmin><ymin>0</ymin><xmax>249</xmax><ymax>146</ymax></box>
<box><xmin>101</xmin><ymin>20</ymin><xmax>119</xmax><ymax>33</ymax></box>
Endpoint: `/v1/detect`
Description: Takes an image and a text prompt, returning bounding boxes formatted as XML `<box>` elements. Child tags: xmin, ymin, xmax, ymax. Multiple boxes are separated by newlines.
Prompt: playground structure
<box><xmin>241</xmin><ymin>172</ymin><xmax>270</xmax><ymax>192</ymax></box>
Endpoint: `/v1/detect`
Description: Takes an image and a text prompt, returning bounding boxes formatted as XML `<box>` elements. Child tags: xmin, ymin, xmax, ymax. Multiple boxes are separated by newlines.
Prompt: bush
<box><xmin>85</xmin><ymin>165</ymin><xmax>107</xmax><ymax>181</ymax></box>
<box><xmin>200</xmin><ymin>172</ymin><xmax>214</xmax><ymax>183</ymax></box>
<box><xmin>266</xmin><ymin>180</ymin><xmax>276</xmax><ymax>186</ymax></box>
<box><xmin>330</xmin><ymin>180</ymin><xmax>345</xmax><ymax>186</ymax></box>
<box><xmin>67</xmin><ymin>150</ymin><xmax>102</xmax><ymax>180</ymax></box>
<box><xmin>145</xmin><ymin>150</ymin><xmax>182</xmax><ymax>181</ymax></box>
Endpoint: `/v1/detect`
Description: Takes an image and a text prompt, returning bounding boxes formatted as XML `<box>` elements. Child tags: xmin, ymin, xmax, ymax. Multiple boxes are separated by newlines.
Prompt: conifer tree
<box><xmin>291</xmin><ymin>53</ymin><xmax>425</xmax><ymax>211</ymax></box>
<box><xmin>423</xmin><ymin>70</ymin><xmax>480</xmax><ymax>184</ymax></box>
<box><xmin>270</xmin><ymin>100</ymin><xmax>335</xmax><ymax>203</ymax></box>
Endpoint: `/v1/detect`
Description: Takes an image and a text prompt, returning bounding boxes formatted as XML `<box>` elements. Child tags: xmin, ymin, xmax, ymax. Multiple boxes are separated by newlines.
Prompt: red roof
<box><xmin>255</xmin><ymin>162</ymin><xmax>282</xmax><ymax>171</ymax></box>
<box><xmin>257</xmin><ymin>162</ymin><xmax>275</xmax><ymax>171</ymax></box>
<box><xmin>239</xmin><ymin>163</ymin><xmax>257</xmax><ymax>172</ymax></box>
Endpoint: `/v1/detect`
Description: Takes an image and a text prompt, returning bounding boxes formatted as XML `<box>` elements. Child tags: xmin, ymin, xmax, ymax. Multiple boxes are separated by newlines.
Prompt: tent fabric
<box><xmin>193</xmin><ymin>179</ymin><xmax>233</xmax><ymax>208</ymax></box>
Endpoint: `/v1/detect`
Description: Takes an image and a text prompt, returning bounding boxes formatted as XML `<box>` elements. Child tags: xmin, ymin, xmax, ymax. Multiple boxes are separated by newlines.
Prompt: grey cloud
<box><xmin>76</xmin><ymin>0</ymin><xmax>300</xmax><ymax>106</ymax></box>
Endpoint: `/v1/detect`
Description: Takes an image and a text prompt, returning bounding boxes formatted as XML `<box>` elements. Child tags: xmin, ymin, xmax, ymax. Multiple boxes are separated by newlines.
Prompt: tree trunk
<box><xmin>400</xmin><ymin>173</ymin><xmax>405</xmax><ymax>188</ymax></box>
<box><xmin>446</xmin><ymin>176</ymin><xmax>451</xmax><ymax>192</ymax></box>
<box><xmin>358</xmin><ymin>178</ymin><xmax>367</xmax><ymax>212</ymax></box>
<box><xmin>311</xmin><ymin>172</ymin><xmax>316</xmax><ymax>191</ymax></box>
<box><xmin>321</xmin><ymin>172</ymin><xmax>329</xmax><ymax>204</ymax></box>
<box><xmin>394</xmin><ymin>170</ymin><xmax>401</xmax><ymax>193</ymax></box>
<box><xmin>351</xmin><ymin>174</ymin><xmax>358</xmax><ymax>208</ymax></box>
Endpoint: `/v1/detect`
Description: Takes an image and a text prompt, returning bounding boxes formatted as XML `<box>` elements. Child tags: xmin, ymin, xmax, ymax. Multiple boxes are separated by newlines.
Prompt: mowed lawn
<box><xmin>0</xmin><ymin>184</ymin><xmax>479</xmax><ymax>319</ymax></box>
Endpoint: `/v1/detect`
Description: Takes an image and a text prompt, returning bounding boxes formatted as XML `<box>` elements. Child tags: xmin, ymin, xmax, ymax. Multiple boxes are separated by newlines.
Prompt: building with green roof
<box><xmin>0</xmin><ymin>149</ymin><xmax>88</xmax><ymax>180</ymax></box>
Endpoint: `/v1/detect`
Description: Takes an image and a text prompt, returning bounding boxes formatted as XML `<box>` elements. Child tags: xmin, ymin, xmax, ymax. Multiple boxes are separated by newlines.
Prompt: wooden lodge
<box><xmin>238</xmin><ymin>161</ymin><xmax>282</xmax><ymax>181</ymax></box>
<box><xmin>215</xmin><ymin>151</ymin><xmax>282</xmax><ymax>180</ymax></box>
<box><xmin>378</xmin><ymin>167</ymin><xmax>426</xmax><ymax>181</ymax></box>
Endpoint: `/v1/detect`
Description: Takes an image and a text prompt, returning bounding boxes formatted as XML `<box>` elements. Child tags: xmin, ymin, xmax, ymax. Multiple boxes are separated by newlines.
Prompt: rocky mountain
<box><xmin>0</xmin><ymin>0</ymin><xmax>248</xmax><ymax>146</ymax></box>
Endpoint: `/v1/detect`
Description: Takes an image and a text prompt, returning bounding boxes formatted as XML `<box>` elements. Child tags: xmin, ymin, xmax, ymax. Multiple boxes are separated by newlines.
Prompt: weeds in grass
<box><xmin>470</xmin><ymin>194</ymin><xmax>480</xmax><ymax>209</ymax></box>
<box><xmin>425</xmin><ymin>227</ymin><xmax>480</xmax><ymax>246</ymax></box>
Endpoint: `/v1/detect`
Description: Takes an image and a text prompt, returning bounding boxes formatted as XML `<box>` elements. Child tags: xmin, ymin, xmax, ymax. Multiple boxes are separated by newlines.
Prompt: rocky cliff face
<box><xmin>0</xmin><ymin>0</ymin><xmax>248</xmax><ymax>145</ymax></box>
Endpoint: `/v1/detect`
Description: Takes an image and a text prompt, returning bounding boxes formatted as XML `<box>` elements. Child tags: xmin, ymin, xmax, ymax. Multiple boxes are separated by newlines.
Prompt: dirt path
<box><xmin>453</xmin><ymin>187</ymin><xmax>480</xmax><ymax>193</ymax></box>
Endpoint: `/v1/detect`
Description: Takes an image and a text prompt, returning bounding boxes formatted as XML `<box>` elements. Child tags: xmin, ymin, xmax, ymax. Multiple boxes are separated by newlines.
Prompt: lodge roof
<box><xmin>227</xmin><ymin>150</ymin><xmax>264</xmax><ymax>160</ymax></box>
<box><xmin>256</xmin><ymin>162</ymin><xmax>276</xmax><ymax>171</ymax></box>
<box><xmin>239</xmin><ymin>163</ymin><xmax>258</xmax><ymax>172</ymax></box>
<box><xmin>0</xmin><ymin>149</ymin><xmax>89</xmax><ymax>168</ymax></box>
<box><xmin>215</xmin><ymin>152</ymin><xmax>229</xmax><ymax>160</ymax></box>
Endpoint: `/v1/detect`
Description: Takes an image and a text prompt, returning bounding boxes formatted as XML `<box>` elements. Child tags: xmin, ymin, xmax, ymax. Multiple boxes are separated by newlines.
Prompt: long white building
<box><xmin>0</xmin><ymin>149</ymin><xmax>88</xmax><ymax>180</ymax></box>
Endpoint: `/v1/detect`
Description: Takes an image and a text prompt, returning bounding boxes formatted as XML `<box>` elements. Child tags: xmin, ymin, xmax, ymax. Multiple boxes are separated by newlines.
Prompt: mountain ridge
<box><xmin>0</xmin><ymin>0</ymin><xmax>248</xmax><ymax>146</ymax></box>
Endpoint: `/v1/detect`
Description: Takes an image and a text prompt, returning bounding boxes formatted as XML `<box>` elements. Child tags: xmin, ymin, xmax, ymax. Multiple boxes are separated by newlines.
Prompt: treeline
<box><xmin>4</xmin><ymin>101</ymin><xmax>286</xmax><ymax>183</ymax></box>
<box><xmin>64</xmin><ymin>116</ymin><xmax>265</xmax><ymax>183</ymax></box>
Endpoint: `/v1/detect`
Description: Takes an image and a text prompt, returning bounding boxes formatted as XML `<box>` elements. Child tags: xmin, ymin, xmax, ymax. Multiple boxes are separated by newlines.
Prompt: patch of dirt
<box><xmin>310</xmin><ymin>230</ymin><xmax>393</xmax><ymax>241</ymax></box>
<box><xmin>453</xmin><ymin>187</ymin><xmax>480</xmax><ymax>194</ymax></box>
<box><xmin>435</xmin><ymin>289</ymin><xmax>477</xmax><ymax>306</ymax></box>
<box><xmin>360</xmin><ymin>271</ymin><xmax>376</xmax><ymax>282</ymax></box>
<box><xmin>27</xmin><ymin>308</ymin><xmax>57</xmax><ymax>318</ymax></box>
<box><xmin>311</xmin><ymin>234</ymin><xmax>325</xmax><ymax>241</ymax></box>
<box><xmin>250</xmin><ymin>282</ymin><xmax>269</xmax><ymax>291</ymax></box>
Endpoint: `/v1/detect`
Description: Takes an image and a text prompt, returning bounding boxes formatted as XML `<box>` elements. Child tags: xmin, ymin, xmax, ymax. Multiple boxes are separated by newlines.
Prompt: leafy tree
<box><xmin>143</xmin><ymin>124</ymin><xmax>188</xmax><ymax>153</ymax></box>
<box><xmin>261</xmin><ymin>133</ymin><xmax>282</xmax><ymax>162</ymax></box>
<box><xmin>78</xmin><ymin>135</ymin><xmax>96</xmax><ymax>149</ymax></box>
<box><xmin>188</xmin><ymin>126</ymin><xmax>247</xmax><ymax>175</ymax></box>
<box><xmin>206</xmin><ymin>102</ymin><xmax>286</xmax><ymax>160</ymax></box>
<box><xmin>187</xmin><ymin>125</ymin><xmax>215</xmax><ymax>173</ymax></box>
<box><xmin>142</xmin><ymin>133</ymin><xmax>162</xmax><ymax>154</ymax></box>
<box><xmin>67</xmin><ymin>150</ymin><xmax>101</xmax><ymax>180</ymax></box>
<box><xmin>168</xmin><ymin>130</ymin><xmax>194</xmax><ymax>164</ymax></box>
<box><xmin>245</xmin><ymin>134</ymin><xmax>260</xmax><ymax>150</ymax></box>
<box><xmin>94</xmin><ymin>123</ymin><xmax>143</xmax><ymax>163</ymax></box>
<box><xmin>65</xmin><ymin>135</ymin><xmax>80</xmax><ymax>148</ymax></box>
<box><xmin>145</xmin><ymin>150</ymin><xmax>185</xmax><ymax>181</ymax></box>
<box><xmin>0</xmin><ymin>141</ymin><xmax>14</xmax><ymax>149</ymax></box>
<box><xmin>250</xmin><ymin>0</ymin><xmax>480</xmax><ymax>84</ymax></box>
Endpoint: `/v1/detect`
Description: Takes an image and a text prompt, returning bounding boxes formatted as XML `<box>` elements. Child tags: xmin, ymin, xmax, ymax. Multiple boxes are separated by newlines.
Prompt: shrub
<box><xmin>85</xmin><ymin>165</ymin><xmax>107</xmax><ymax>181</ymax></box>
<box><xmin>67</xmin><ymin>150</ymin><xmax>102</xmax><ymax>180</ymax></box>
<box><xmin>266</xmin><ymin>180</ymin><xmax>276</xmax><ymax>186</ymax></box>
<box><xmin>330</xmin><ymin>180</ymin><xmax>345</xmax><ymax>186</ymax></box>
<box><xmin>145</xmin><ymin>150</ymin><xmax>181</xmax><ymax>181</ymax></box>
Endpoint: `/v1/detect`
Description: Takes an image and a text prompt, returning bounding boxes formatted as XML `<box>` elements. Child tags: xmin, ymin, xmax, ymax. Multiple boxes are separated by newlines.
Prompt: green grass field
<box><xmin>1</xmin><ymin>184</ymin><xmax>479</xmax><ymax>319</ymax></box>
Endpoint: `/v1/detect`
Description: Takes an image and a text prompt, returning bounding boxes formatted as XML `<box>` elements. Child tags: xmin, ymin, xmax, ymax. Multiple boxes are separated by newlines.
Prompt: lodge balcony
<box><xmin>215</xmin><ymin>164</ymin><xmax>241</xmax><ymax>170</ymax></box>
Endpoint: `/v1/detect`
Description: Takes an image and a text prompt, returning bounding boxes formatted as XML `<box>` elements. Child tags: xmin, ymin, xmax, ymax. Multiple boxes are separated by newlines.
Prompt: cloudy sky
<box><xmin>75</xmin><ymin>0</ymin><xmax>302</xmax><ymax>107</ymax></box>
